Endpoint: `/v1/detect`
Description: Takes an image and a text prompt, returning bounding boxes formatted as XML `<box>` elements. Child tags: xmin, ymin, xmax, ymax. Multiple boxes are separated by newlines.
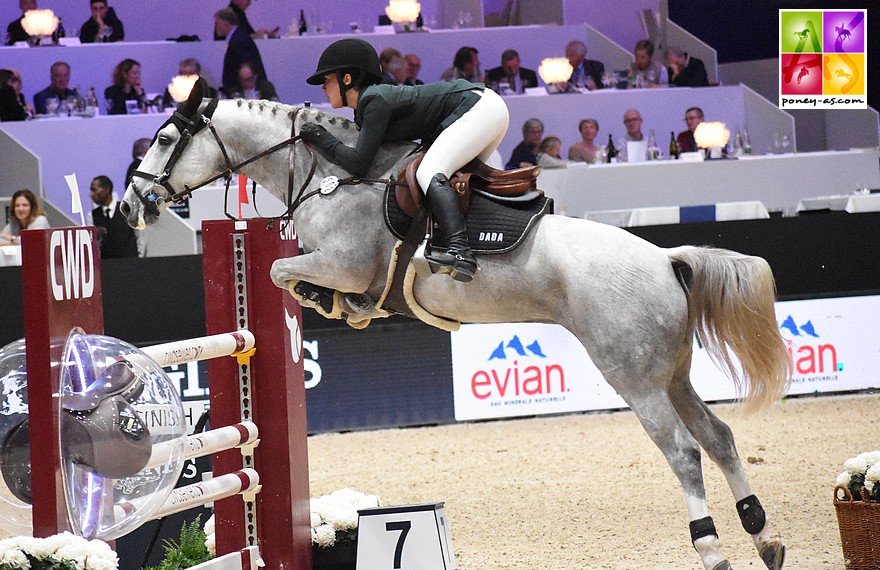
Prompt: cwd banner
<box><xmin>451</xmin><ymin>295</ymin><xmax>880</xmax><ymax>421</ymax></box>
<box><xmin>779</xmin><ymin>8</ymin><xmax>867</xmax><ymax>109</ymax></box>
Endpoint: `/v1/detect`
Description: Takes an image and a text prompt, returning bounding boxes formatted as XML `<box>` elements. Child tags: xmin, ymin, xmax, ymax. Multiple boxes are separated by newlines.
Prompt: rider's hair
<box><xmin>340</xmin><ymin>67</ymin><xmax>379</xmax><ymax>90</ymax></box>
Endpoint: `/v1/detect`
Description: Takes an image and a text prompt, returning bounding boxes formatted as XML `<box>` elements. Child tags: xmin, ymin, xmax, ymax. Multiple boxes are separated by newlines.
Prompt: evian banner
<box><xmin>451</xmin><ymin>295</ymin><xmax>880</xmax><ymax>421</ymax></box>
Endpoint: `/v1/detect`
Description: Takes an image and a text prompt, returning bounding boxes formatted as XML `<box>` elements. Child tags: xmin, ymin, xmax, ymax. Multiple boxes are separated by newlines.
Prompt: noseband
<box><xmin>130</xmin><ymin>99</ymin><xmax>317</xmax><ymax>220</ymax></box>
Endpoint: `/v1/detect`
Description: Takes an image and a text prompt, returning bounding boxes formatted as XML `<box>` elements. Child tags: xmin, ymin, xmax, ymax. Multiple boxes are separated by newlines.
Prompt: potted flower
<box><xmin>834</xmin><ymin>451</ymin><xmax>880</xmax><ymax>570</ymax></box>
<box><xmin>0</xmin><ymin>532</ymin><xmax>118</xmax><ymax>570</ymax></box>
<box><xmin>310</xmin><ymin>488</ymin><xmax>381</xmax><ymax>570</ymax></box>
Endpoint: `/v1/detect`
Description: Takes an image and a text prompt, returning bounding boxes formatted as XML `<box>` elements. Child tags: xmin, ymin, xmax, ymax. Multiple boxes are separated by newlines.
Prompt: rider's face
<box><xmin>321</xmin><ymin>73</ymin><xmax>343</xmax><ymax>108</ymax></box>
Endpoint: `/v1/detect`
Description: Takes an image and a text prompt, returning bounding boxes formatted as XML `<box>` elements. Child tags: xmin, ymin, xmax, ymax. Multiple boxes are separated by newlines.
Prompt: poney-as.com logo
<box><xmin>779</xmin><ymin>314</ymin><xmax>842</xmax><ymax>381</ymax></box>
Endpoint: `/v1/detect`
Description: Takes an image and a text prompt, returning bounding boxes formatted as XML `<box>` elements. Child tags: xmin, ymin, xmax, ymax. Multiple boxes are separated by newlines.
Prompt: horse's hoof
<box><xmin>759</xmin><ymin>541</ymin><xmax>785</xmax><ymax>570</ymax></box>
<box><xmin>711</xmin><ymin>561</ymin><xmax>732</xmax><ymax>570</ymax></box>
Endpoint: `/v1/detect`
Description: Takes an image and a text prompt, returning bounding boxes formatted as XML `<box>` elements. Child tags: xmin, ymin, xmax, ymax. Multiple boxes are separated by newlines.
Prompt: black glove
<box><xmin>300</xmin><ymin>122</ymin><xmax>338</xmax><ymax>153</ymax></box>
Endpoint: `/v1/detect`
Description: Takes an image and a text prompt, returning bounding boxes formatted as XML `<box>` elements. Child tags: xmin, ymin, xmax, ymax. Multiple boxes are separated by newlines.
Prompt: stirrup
<box><xmin>343</xmin><ymin>293</ymin><xmax>375</xmax><ymax>315</ymax></box>
<box><xmin>424</xmin><ymin>248</ymin><xmax>477</xmax><ymax>283</ymax></box>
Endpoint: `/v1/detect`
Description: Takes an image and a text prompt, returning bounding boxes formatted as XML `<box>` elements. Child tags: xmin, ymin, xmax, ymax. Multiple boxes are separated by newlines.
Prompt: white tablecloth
<box><xmin>797</xmin><ymin>193</ymin><xmax>880</xmax><ymax>213</ymax></box>
<box><xmin>586</xmin><ymin>201</ymin><xmax>770</xmax><ymax>227</ymax></box>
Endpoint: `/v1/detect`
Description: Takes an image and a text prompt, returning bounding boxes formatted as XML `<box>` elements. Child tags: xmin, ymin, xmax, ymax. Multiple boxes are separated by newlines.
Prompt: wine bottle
<box><xmin>647</xmin><ymin>130</ymin><xmax>659</xmax><ymax>160</ymax></box>
<box><xmin>52</xmin><ymin>18</ymin><xmax>65</xmax><ymax>44</ymax></box>
<box><xmin>742</xmin><ymin>127</ymin><xmax>752</xmax><ymax>155</ymax></box>
<box><xmin>605</xmin><ymin>134</ymin><xmax>618</xmax><ymax>163</ymax></box>
<box><xmin>86</xmin><ymin>86</ymin><xmax>100</xmax><ymax>115</ymax></box>
<box><xmin>668</xmin><ymin>131</ymin><xmax>679</xmax><ymax>160</ymax></box>
<box><xmin>298</xmin><ymin>9</ymin><xmax>308</xmax><ymax>35</ymax></box>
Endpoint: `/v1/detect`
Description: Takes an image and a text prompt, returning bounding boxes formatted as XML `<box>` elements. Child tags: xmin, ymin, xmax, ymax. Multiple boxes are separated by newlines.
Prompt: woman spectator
<box><xmin>568</xmin><ymin>118</ymin><xmax>600</xmax><ymax>163</ymax></box>
<box><xmin>1</xmin><ymin>189</ymin><xmax>49</xmax><ymax>245</ymax></box>
<box><xmin>0</xmin><ymin>68</ymin><xmax>29</xmax><ymax>122</ymax></box>
<box><xmin>628</xmin><ymin>40</ymin><xmax>667</xmax><ymax>88</ymax></box>
<box><xmin>105</xmin><ymin>59</ymin><xmax>145</xmax><ymax>115</ymax></box>
<box><xmin>536</xmin><ymin>136</ymin><xmax>571</xmax><ymax>169</ymax></box>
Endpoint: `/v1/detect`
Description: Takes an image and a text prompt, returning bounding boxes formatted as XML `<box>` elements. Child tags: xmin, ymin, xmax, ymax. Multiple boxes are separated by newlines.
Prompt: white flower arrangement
<box><xmin>836</xmin><ymin>450</ymin><xmax>880</xmax><ymax>501</ymax></box>
<box><xmin>310</xmin><ymin>488</ymin><xmax>382</xmax><ymax>548</ymax></box>
<box><xmin>203</xmin><ymin>514</ymin><xmax>216</xmax><ymax>557</ymax></box>
<box><xmin>0</xmin><ymin>532</ymin><xmax>118</xmax><ymax>570</ymax></box>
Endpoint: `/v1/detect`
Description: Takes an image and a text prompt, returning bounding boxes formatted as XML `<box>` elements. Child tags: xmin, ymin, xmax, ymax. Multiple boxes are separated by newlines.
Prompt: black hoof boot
<box><xmin>425</xmin><ymin>173</ymin><xmax>477</xmax><ymax>283</ymax></box>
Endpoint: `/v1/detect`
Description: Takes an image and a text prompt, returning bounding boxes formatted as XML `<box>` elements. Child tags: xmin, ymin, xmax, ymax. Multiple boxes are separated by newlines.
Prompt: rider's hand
<box><xmin>300</xmin><ymin>122</ymin><xmax>328</xmax><ymax>144</ymax></box>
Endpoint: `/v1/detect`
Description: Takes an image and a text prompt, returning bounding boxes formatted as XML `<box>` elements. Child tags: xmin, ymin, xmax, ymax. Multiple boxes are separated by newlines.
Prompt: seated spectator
<box><xmin>485</xmin><ymin>49</ymin><xmax>538</xmax><ymax>95</ymax></box>
<box><xmin>676</xmin><ymin>107</ymin><xmax>704</xmax><ymax>152</ymax></box>
<box><xmin>0</xmin><ymin>68</ymin><xmax>29</xmax><ymax>121</ymax></box>
<box><xmin>568</xmin><ymin>118</ymin><xmax>600</xmax><ymax>163</ymax></box>
<box><xmin>231</xmin><ymin>61</ymin><xmax>278</xmax><ymax>100</ymax></box>
<box><xmin>80</xmin><ymin>0</ymin><xmax>124</xmax><ymax>43</ymax></box>
<box><xmin>215</xmin><ymin>8</ymin><xmax>268</xmax><ymax>98</ymax></box>
<box><xmin>379</xmin><ymin>47</ymin><xmax>403</xmax><ymax>73</ymax></box>
<box><xmin>214</xmin><ymin>0</ymin><xmax>278</xmax><ymax>40</ymax></box>
<box><xmin>381</xmin><ymin>55</ymin><xmax>408</xmax><ymax>85</ymax></box>
<box><xmin>565</xmin><ymin>39</ymin><xmax>604</xmax><ymax>91</ymax></box>
<box><xmin>162</xmin><ymin>58</ymin><xmax>218</xmax><ymax>108</ymax></box>
<box><xmin>6</xmin><ymin>0</ymin><xmax>36</xmax><ymax>46</ymax></box>
<box><xmin>125</xmin><ymin>137</ymin><xmax>151</xmax><ymax>187</ymax></box>
<box><xmin>535</xmin><ymin>136</ymin><xmax>571</xmax><ymax>169</ymax></box>
<box><xmin>440</xmin><ymin>46</ymin><xmax>483</xmax><ymax>83</ymax></box>
<box><xmin>404</xmin><ymin>53</ymin><xmax>423</xmax><ymax>85</ymax></box>
<box><xmin>105</xmin><ymin>58</ymin><xmax>145</xmax><ymax>115</ymax></box>
<box><xmin>505</xmin><ymin>118</ymin><xmax>544</xmax><ymax>169</ymax></box>
<box><xmin>629</xmin><ymin>39</ymin><xmax>667</xmax><ymax>88</ymax></box>
<box><xmin>33</xmin><ymin>61</ymin><xmax>75</xmax><ymax>115</ymax></box>
<box><xmin>665</xmin><ymin>47</ymin><xmax>709</xmax><ymax>87</ymax></box>
<box><xmin>1</xmin><ymin>189</ymin><xmax>49</xmax><ymax>245</ymax></box>
<box><xmin>88</xmin><ymin>175</ymin><xmax>143</xmax><ymax>258</ymax></box>
<box><xmin>619</xmin><ymin>108</ymin><xmax>647</xmax><ymax>162</ymax></box>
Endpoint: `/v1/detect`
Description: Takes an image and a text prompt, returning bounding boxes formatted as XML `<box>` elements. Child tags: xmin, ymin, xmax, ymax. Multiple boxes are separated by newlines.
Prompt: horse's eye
<box><xmin>158</xmin><ymin>135</ymin><xmax>172</xmax><ymax>146</ymax></box>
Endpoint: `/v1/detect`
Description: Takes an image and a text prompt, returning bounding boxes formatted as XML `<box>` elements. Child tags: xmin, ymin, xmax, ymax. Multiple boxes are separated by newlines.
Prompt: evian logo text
<box><xmin>471</xmin><ymin>335</ymin><xmax>566</xmax><ymax>399</ymax></box>
<box><xmin>780</xmin><ymin>315</ymin><xmax>841</xmax><ymax>376</ymax></box>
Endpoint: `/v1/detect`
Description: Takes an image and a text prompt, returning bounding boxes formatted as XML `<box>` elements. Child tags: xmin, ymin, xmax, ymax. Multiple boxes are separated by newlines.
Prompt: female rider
<box><xmin>299</xmin><ymin>38</ymin><xmax>510</xmax><ymax>283</ymax></box>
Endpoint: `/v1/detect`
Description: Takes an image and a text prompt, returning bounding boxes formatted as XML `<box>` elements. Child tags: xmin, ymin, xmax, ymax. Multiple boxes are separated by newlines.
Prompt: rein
<box><xmin>130</xmin><ymin>100</ymin><xmax>318</xmax><ymax>220</ymax></box>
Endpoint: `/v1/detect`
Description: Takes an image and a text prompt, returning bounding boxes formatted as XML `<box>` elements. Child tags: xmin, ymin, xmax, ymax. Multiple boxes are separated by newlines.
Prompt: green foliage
<box><xmin>140</xmin><ymin>516</ymin><xmax>214</xmax><ymax>570</ymax></box>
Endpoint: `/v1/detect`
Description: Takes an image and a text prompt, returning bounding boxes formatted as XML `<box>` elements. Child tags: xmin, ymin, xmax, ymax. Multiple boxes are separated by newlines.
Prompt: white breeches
<box><xmin>416</xmin><ymin>88</ymin><xmax>510</xmax><ymax>190</ymax></box>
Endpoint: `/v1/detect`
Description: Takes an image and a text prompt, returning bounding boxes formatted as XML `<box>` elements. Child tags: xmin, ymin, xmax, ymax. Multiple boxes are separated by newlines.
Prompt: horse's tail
<box><xmin>666</xmin><ymin>246</ymin><xmax>792</xmax><ymax>412</ymax></box>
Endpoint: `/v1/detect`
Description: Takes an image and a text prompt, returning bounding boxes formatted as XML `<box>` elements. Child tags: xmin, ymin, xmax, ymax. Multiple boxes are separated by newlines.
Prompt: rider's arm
<box><xmin>310</xmin><ymin>94</ymin><xmax>392</xmax><ymax>177</ymax></box>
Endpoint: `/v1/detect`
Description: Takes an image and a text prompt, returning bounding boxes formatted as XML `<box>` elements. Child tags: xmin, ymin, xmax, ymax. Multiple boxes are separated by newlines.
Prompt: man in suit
<box><xmin>565</xmin><ymin>39</ymin><xmax>605</xmax><ymax>91</ymax></box>
<box><xmin>89</xmin><ymin>175</ymin><xmax>142</xmax><ymax>258</ymax></box>
<box><xmin>666</xmin><ymin>47</ymin><xmax>710</xmax><ymax>87</ymax></box>
<box><xmin>485</xmin><ymin>49</ymin><xmax>538</xmax><ymax>95</ymax></box>
<box><xmin>214</xmin><ymin>7</ymin><xmax>268</xmax><ymax>97</ymax></box>
<box><xmin>6</xmin><ymin>0</ymin><xmax>35</xmax><ymax>45</ymax></box>
<box><xmin>676</xmin><ymin>107</ymin><xmax>704</xmax><ymax>153</ymax></box>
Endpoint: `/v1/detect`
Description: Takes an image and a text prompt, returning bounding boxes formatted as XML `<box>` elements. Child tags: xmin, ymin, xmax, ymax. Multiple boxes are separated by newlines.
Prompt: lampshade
<box><xmin>693</xmin><ymin>122</ymin><xmax>730</xmax><ymax>149</ymax></box>
<box><xmin>385</xmin><ymin>0</ymin><xmax>421</xmax><ymax>24</ymax></box>
<box><xmin>21</xmin><ymin>9</ymin><xmax>59</xmax><ymax>37</ymax></box>
<box><xmin>538</xmin><ymin>58</ymin><xmax>574</xmax><ymax>85</ymax></box>
<box><xmin>167</xmin><ymin>75</ymin><xmax>199</xmax><ymax>104</ymax></box>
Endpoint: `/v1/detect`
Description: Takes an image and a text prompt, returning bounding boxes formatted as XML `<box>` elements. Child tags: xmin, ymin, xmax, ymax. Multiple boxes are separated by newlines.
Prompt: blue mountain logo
<box><xmin>488</xmin><ymin>335</ymin><xmax>546</xmax><ymax>360</ymax></box>
<box><xmin>779</xmin><ymin>315</ymin><xmax>819</xmax><ymax>338</ymax></box>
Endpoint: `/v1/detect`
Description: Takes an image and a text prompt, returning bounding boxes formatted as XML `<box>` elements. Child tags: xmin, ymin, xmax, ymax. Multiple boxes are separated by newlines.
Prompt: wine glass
<box><xmin>45</xmin><ymin>97</ymin><xmax>60</xmax><ymax>115</ymax></box>
<box><xmin>601</xmin><ymin>72</ymin><xmax>614</xmax><ymax>90</ymax></box>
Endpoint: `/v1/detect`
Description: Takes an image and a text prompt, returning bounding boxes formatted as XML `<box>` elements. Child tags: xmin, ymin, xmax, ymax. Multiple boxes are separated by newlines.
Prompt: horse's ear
<box><xmin>177</xmin><ymin>76</ymin><xmax>208</xmax><ymax>117</ymax></box>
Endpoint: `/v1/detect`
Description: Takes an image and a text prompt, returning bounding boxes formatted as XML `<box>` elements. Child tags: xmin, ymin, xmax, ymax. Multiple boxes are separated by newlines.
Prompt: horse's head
<box><xmin>121</xmin><ymin>78</ymin><xmax>226</xmax><ymax>228</ymax></box>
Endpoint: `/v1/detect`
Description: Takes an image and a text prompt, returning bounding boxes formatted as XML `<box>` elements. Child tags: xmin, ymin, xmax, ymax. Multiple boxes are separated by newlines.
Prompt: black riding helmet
<box><xmin>307</xmin><ymin>38</ymin><xmax>383</xmax><ymax>105</ymax></box>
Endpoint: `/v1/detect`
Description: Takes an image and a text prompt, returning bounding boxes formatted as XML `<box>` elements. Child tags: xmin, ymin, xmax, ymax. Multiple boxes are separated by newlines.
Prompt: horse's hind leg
<box><xmin>669</xmin><ymin>366</ymin><xmax>785</xmax><ymax>570</ymax></box>
<box><xmin>614</xmin><ymin>383</ymin><xmax>732</xmax><ymax>570</ymax></box>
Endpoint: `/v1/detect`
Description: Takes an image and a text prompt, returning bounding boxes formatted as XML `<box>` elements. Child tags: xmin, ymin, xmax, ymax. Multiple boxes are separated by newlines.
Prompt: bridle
<box><xmin>129</xmin><ymin>98</ymin><xmax>319</xmax><ymax>220</ymax></box>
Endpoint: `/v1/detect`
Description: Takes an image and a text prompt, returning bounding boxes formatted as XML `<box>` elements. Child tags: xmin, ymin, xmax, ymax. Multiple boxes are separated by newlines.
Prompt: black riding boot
<box><xmin>424</xmin><ymin>173</ymin><xmax>477</xmax><ymax>282</ymax></box>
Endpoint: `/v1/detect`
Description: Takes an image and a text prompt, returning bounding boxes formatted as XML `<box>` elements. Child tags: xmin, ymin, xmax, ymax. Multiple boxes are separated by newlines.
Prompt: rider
<box><xmin>299</xmin><ymin>38</ymin><xmax>510</xmax><ymax>283</ymax></box>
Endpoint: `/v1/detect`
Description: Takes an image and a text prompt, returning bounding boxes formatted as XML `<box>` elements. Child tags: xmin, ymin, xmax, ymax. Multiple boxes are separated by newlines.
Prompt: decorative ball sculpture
<box><xmin>0</xmin><ymin>332</ymin><xmax>187</xmax><ymax>540</ymax></box>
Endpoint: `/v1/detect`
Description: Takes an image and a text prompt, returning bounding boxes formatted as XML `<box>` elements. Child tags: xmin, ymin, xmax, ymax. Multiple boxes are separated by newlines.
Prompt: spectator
<box><xmin>79</xmin><ymin>0</ymin><xmax>124</xmax><ymax>44</ymax></box>
<box><xmin>215</xmin><ymin>8</ymin><xmax>268</xmax><ymax>97</ymax></box>
<box><xmin>629</xmin><ymin>39</ymin><xmax>667</xmax><ymax>88</ymax></box>
<box><xmin>379</xmin><ymin>48</ymin><xmax>403</xmax><ymax>72</ymax></box>
<box><xmin>105</xmin><ymin>58</ymin><xmax>145</xmax><ymax>115</ymax></box>
<box><xmin>1</xmin><ymin>189</ymin><xmax>49</xmax><ymax>246</ymax></box>
<box><xmin>33</xmin><ymin>62</ymin><xmax>75</xmax><ymax>115</ymax></box>
<box><xmin>382</xmin><ymin>55</ymin><xmax>408</xmax><ymax>85</ymax></box>
<box><xmin>125</xmin><ymin>137</ymin><xmax>151</xmax><ymax>187</ymax></box>
<box><xmin>6</xmin><ymin>0</ymin><xmax>36</xmax><ymax>46</ymax></box>
<box><xmin>565</xmin><ymin>39</ymin><xmax>604</xmax><ymax>91</ymax></box>
<box><xmin>568</xmin><ymin>118</ymin><xmax>600</xmax><ymax>163</ymax></box>
<box><xmin>666</xmin><ymin>47</ymin><xmax>709</xmax><ymax>87</ymax></box>
<box><xmin>404</xmin><ymin>53</ymin><xmax>423</xmax><ymax>85</ymax></box>
<box><xmin>485</xmin><ymin>49</ymin><xmax>538</xmax><ymax>94</ymax></box>
<box><xmin>0</xmin><ymin>68</ymin><xmax>29</xmax><ymax>121</ymax></box>
<box><xmin>505</xmin><ymin>118</ymin><xmax>543</xmax><ymax>169</ymax></box>
<box><xmin>676</xmin><ymin>107</ymin><xmax>704</xmax><ymax>152</ymax></box>
<box><xmin>535</xmin><ymin>136</ymin><xmax>571</xmax><ymax>169</ymax></box>
<box><xmin>88</xmin><ymin>175</ymin><xmax>143</xmax><ymax>258</ymax></box>
<box><xmin>440</xmin><ymin>46</ymin><xmax>482</xmax><ymax>83</ymax></box>
<box><xmin>233</xmin><ymin>61</ymin><xmax>278</xmax><ymax>100</ymax></box>
<box><xmin>162</xmin><ymin>58</ymin><xmax>217</xmax><ymax>108</ymax></box>
<box><xmin>620</xmin><ymin>108</ymin><xmax>647</xmax><ymax>162</ymax></box>
<box><xmin>214</xmin><ymin>0</ymin><xmax>278</xmax><ymax>40</ymax></box>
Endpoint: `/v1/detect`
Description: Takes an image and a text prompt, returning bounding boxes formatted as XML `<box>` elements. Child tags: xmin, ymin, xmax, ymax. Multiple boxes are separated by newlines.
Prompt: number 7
<box><xmin>385</xmin><ymin>520</ymin><xmax>411</xmax><ymax>568</ymax></box>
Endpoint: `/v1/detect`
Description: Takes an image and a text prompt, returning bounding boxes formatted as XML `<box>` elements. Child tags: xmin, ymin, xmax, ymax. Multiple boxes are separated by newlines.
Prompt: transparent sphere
<box><xmin>0</xmin><ymin>332</ymin><xmax>187</xmax><ymax>540</ymax></box>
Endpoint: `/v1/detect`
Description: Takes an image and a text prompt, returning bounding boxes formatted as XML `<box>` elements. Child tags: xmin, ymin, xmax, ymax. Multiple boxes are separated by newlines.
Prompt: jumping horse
<box><xmin>122</xmin><ymin>83</ymin><xmax>791</xmax><ymax>570</ymax></box>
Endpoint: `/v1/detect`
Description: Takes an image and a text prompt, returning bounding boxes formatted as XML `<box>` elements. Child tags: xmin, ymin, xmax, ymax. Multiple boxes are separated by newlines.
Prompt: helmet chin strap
<box><xmin>336</xmin><ymin>70</ymin><xmax>349</xmax><ymax>106</ymax></box>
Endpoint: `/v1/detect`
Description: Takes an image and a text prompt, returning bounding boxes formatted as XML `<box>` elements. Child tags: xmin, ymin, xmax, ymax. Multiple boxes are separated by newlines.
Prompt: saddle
<box><xmin>394</xmin><ymin>152</ymin><xmax>543</xmax><ymax>218</ymax></box>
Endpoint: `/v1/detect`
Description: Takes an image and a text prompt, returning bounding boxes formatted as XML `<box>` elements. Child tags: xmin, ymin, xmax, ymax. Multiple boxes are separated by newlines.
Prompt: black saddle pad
<box><xmin>384</xmin><ymin>186</ymin><xmax>553</xmax><ymax>254</ymax></box>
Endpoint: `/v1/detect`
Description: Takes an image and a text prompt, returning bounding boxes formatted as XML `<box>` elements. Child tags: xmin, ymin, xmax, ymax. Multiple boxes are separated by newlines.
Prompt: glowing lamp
<box><xmin>167</xmin><ymin>75</ymin><xmax>199</xmax><ymax>104</ymax></box>
<box><xmin>694</xmin><ymin>122</ymin><xmax>730</xmax><ymax>158</ymax></box>
<box><xmin>21</xmin><ymin>9</ymin><xmax>59</xmax><ymax>42</ymax></box>
<box><xmin>385</xmin><ymin>0</ymin><xmax>421</xmax><ymax>28</ymax></box>
<box><xmin>538</xmin><ymin>58</ymin><xmax>573</xmax><ymax>85</ymax></box>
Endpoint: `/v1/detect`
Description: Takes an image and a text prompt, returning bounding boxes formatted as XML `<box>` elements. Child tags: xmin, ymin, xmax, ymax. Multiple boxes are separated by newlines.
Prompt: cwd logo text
<box><xmin>779</xmin><ymin>314</ymin><xmax>842</xmax><ymax>383</ymax></box>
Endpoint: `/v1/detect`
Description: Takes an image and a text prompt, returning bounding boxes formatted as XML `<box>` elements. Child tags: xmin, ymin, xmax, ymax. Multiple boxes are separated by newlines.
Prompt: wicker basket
<box><xmin>834</xmin><ymin>484</ymin><xmax>880</xmax><ymax>569</ymax></box>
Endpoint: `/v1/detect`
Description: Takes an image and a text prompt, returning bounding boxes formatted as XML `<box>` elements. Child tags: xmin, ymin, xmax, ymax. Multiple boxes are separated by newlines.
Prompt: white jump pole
<box><xmin>114</xmin><ymin>468</ymin><xmax>260</xmax><ymax>522</ymax></box>
<box><xmin>143</xmin><ymin>421</ymin><xmax>259</xmax><ymax>471</ymax></box>
<box><xmin>139</xmin><ymin>330</ymin><xmax>255</xmax><ymax>367</ymax></box>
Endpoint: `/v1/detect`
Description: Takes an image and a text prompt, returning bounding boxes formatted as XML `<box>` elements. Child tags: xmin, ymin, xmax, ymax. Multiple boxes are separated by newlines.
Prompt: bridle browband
<box><xmin>130</xmin><ymin>98</ymin><xmax>318</xmax><ymax>220</ymax></box>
